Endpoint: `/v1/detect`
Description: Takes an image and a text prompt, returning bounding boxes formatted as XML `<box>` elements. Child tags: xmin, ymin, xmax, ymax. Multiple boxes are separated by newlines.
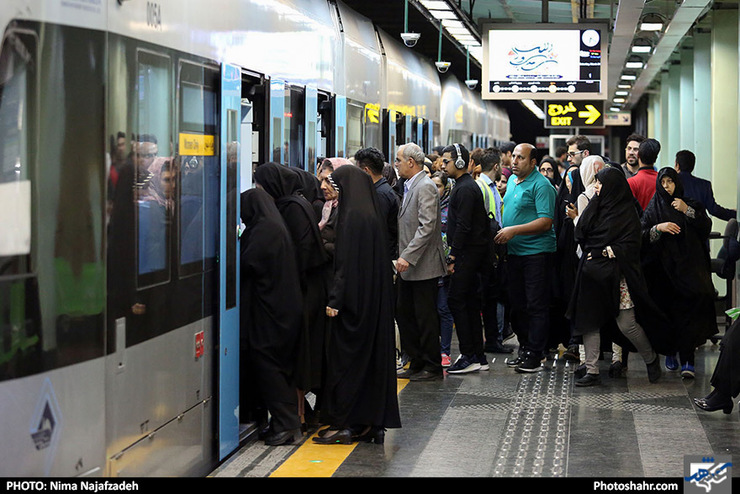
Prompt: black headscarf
<box><xmin>239</xmin><ymin>188</ymin><xmax>302</xmax><ymax>356</ymax></box>
<box><xmin>569</xmin><ymin>167</ymin><xmax>674</xmax><ymax>353</ymax></box>
<box><xmin>253</xmin><ymin>162</ymin><xmax>327</xmax><ymax>275</ymax></box>
<box><xmin>321</xmin><ymin>164</ymin><xmax>401</xmax><ymax>430</ymax></box>
<box><xmin>641</xmin><ymin>167</ymin><xmax>714</xmax><ymax>296</ymax></box>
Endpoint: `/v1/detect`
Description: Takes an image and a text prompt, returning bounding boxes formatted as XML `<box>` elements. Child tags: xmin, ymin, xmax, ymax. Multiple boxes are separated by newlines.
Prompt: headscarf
<box><xmin>254</xmin><ymin>162</ymin><xmax>302</xmax><ymax>199</ymax></box>
<box><xmin>142</xmin><ymin>157</ymin><xmax>174</xmax><ymax>209</ymax></box>
<box><xmin>579</xmin><ymin>155</ymin><xmax>604</xmax><ymax>201</ymax></box>
<box><xmin>253</xmin><ymin>162</ymin><xmax>327</xmax><ymax>273</ymax></box>
<box><xmin>641</xmin><ymin>167</ymin><xmax>713</xmax><ymax>294</ymax></box>
<box><xmin>576</xmin><ymin>166</ymin><xmax>641</xmax><ymax>258</ymax></box>
<box><xmin>501</xmin><ymin>167</ymin><xmax>512</xmax><ymax>179</ymax></box>
<box><xmin>328</xmin><ymin>157</ymin><xmax>351</xmax><ymax>169</ymax></box>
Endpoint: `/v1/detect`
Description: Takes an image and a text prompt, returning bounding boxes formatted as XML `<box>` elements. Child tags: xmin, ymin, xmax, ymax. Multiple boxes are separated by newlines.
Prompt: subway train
<box><xmin>0</xmin><ymin>0</ymin><xmax>511</xmax><ymax>477</ymax></box>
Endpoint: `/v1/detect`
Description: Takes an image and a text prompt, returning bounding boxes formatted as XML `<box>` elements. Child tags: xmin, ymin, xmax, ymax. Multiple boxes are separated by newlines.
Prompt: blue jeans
<box><xmin>437</xmin><ymin>276</ymin><xmax>453</xmax><ymax>355</ymax></box>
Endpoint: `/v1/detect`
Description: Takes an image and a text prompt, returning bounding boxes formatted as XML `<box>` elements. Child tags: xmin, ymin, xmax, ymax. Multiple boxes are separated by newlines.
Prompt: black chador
<box><xmin>253</xmin><ymin>162</ymin><xmax>329</xmax><ymax>395</ymax></box>
<box><xmin>239</xmin><ymin>188</ymin><xmax>302</xmax><ymax>436</ymax></box>
<box><xmin>316</xmin><ymin>165</ymin><xmax>401</xmax><ymax>444</ymax></box>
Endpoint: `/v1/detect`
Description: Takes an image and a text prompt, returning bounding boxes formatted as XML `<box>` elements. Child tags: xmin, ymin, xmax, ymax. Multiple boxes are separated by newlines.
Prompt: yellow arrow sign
<box><xmin>578</xmin><ymin>104</ymin><xmax>601</xmax><ymax>125</ymax></box>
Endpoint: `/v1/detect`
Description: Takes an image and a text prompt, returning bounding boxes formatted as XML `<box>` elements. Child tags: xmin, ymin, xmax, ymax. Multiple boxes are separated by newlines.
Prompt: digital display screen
<box><xmin>482</xmin><ymin>24</ymin><xmax>607</xmax><ymax>101</ymax></box>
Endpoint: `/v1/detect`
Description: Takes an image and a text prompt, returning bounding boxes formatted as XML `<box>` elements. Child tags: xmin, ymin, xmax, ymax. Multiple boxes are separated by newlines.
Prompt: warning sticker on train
<box><xmin>30</xmin><ymin>378</ymin><xmax>62</xmax><ymax>474</ymax></box>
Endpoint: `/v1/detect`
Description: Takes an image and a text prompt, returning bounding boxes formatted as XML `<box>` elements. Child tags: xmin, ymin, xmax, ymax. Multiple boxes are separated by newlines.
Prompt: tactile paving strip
<box><xmin>492</xmin><ymin>361</ymin><xmax>573</xmax><ymax>477</ymax></box>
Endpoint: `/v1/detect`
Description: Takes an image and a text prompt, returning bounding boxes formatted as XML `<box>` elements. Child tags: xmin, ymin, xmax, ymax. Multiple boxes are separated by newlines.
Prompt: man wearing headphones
<box><xmin>494</xmin><ymin>143</ymin><xmax>557</xmax><ymax>373</ymax></box>
<box><xmin>443</xmin><ymin>143</ymin><xmax>494</xmax><ymax>374</ymax></box>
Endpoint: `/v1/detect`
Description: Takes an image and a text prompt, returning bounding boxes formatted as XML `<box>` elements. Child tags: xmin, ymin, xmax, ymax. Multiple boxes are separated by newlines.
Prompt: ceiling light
<box><xmin>631</xmin><ymin>44</ymin><xmax>652</xmax><ymax>54</ymax></box>
<box><xmin>420</xmin><ymin>0</ymin><xmax>451</xmax><ymax>10</ymax></box>
<box><xmin>445</xmin><ymin>27</ymin><xmax>471</xmax><ymax>35</ymax></box>
<box><xmin>610</xmin><ymin>107</ymin><xmax>622</xmax><ymax>112</ymax></box>
<box><xmin>441</xmin><ymin>19</ymin><xmax>464</xmax><ymax>29</ymax></box>
<box><xmin>617</xmin><ymin>84</ymin><xmax>632</xmax><ymax>89</ymax></box>
<box><xmin>613</xmin><ymin>98</ymin><xmax>626</xmax><ymax>103</ymax></box>
<box><xmin>621</xmin><ymin>73</ymin><xmax>637</xmax><ymax>81</ymax></box>
<box><xmin>625</xmin><ymin>60</ymin><xmax>644</xmax><ymax>69</ymax></box>
<box><xmin>615</xmin><ymin>90</ymin><xmax>629</xmax><ymax>96</ymax></box>
<box><xmin>640</xmin><ymin>14</ymin><xmax>664</xmax><ymax>31</ymax></box>
<box><xmin>522</xmin><ymin>99</ymin><xmax>545</xmax><ymax>120</ymax></box>
<box><xmin>429</xmin><ymin>9</ymin><xmax>457</xmax><ymax>20</ymax></box>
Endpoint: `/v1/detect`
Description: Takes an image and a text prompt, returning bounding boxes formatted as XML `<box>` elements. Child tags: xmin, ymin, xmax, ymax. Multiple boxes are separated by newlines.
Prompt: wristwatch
<box><xmin>445</xmin><ymin>255</ymin><xmax>456</xmax><ymax>265</ymax></box>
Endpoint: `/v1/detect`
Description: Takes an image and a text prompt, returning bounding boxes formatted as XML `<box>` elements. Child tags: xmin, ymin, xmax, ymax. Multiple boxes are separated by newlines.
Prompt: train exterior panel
<box><xmin>0</xmin><ymin>0</ymin><xmax>511</xmax><ymax>477</ymax></box>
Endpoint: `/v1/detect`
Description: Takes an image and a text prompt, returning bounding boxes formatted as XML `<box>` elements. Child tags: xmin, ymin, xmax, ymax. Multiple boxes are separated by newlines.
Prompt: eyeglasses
<box><xmin>567</xmin><ymin>150</ymin><xmax>584</xmax><ymax>158</ymax></box>
<box><xmin>137</xmin><ymin>153</ymin><xmax>157</xmax><ymax>159</ymax></box>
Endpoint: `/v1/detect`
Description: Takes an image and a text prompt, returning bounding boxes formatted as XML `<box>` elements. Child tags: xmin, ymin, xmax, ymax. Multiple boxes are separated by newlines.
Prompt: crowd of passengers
<box><xmin>238</xmin><ymin>133</ymin><xmax>740</xmax><ymax>447</ymax></box>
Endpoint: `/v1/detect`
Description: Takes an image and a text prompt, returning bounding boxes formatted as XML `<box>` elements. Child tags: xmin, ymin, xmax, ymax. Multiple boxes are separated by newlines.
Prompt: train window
<box><xmin>284</xmin><ymin>85</ymin><xmax>305</xmax><ymax>168</ymax></box>
<box><xmin>346</xmin><ymin>102</ymin><xmax>363</xmax><ymax>158</ymax></box>
<box><xmin>178</xmin><ymin>61</ymin><xmax>219</xmax><ymax>276</ymax></box>
<box><xmin>0</xmin><ymin>28</ymin><xmax>41</xmax><ymax>381</ymax></box>
<box><xmin>135</xmin><ymin>51</ymin><xmax>172</xmax><ymax>287</ymax></box>
<box><xmin>225</xmin><ymin>110</ymin><xmax>238</xmax><ymax>310</ymax></box>
<box><xmin>364</xmin><ymin>104</ymin><xmax>382</xmax><ymax>153</ymax></box>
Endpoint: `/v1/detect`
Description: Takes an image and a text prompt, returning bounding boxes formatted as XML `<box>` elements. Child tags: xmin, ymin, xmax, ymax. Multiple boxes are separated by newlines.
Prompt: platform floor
<box><xmin>210</xmin><ymin>333</ymin><xmax>740</xmax><ymax>479</ymax></box>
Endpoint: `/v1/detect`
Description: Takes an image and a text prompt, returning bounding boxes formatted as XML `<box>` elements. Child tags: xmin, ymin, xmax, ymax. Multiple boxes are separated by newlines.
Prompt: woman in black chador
<box><xmin>567</xmin><ymin>167</ymin><xmax>670</xmax><ymax>386</ymax></box>
<box><xmin>253</xmin><ymin>163</ymin><xmax>330</xmax><ymax>426</ymax></box>
<box><xmin>239</xmin><ymin>188</ymin><xmax>302</xmax><ymax>445</ymax></box>
<box><xmin>640</xmin><ymin>167</ymin><xmax>717</xmax><ymax>379</ymax></box>
<box><xmin>695</xmin><ymin>316</ymin><xmax>740</xmax><ymax>413</ymax></box>
<box><xmin>312</xmin><ymin>165</ymin><xmax>401</xmax><ymax>445</ymax></box>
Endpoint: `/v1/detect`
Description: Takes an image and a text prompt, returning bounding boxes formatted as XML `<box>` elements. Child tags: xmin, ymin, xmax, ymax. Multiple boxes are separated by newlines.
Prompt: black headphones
<box><xmin>453</xmin><ymin>143</ymin><xmax>466</xmax><ymax>170</ymax></box>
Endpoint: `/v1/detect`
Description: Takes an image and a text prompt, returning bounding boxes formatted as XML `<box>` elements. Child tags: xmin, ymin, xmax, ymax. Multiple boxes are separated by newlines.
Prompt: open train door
<box><xmin>218</xmin><ymin>62</ymin><xmax>241</xmax><ymax>460</ymax></box>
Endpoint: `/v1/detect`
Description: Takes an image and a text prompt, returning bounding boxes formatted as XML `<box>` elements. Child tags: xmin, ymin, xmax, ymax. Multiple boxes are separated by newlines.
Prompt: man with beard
<box><xmin>621</xmin><ymin>134</ymin><xmax>645</xmax><ymax>178</ymax></box>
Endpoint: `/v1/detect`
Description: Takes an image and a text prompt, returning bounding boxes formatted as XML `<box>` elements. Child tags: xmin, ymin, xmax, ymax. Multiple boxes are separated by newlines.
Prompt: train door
<box><xmin>335</xmin><ymin>95</ymin><xmax>347</xmax><ymax>158</ymax></box>
<box><xmin>241</xmin><ymin>72</ymin><xmax>267</xmax><ymax>188</ymax></box>
<box><xmin>382</xmin><ymin>109</ymin><xmax>397</xmax><ymax>163</ymax></box>
<box><xmin>305</xmin><ymin>85</ymin><xmax>318</xmax><ymax>174</ymax></box>
<box><xmin>269</xmin><ymin>79</ymin><xmax>285</xmax><ymax>163</ymax></box>
<box><xmin>218</xmin><ymin>63</ymin><xmax>241</xmax><ymax>460</ymax></box>
<box><xmin>317</xmin><ymin>91</ymin><xmax>334</xmax><ymax>161</ymax></box>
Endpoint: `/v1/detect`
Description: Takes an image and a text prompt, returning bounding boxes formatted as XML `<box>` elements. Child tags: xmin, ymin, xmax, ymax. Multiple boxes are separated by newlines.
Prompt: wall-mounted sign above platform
<box><xmin>544</xmin><ymin>100</ymin><xmax>604</xmax><ymax>128</ymax></box>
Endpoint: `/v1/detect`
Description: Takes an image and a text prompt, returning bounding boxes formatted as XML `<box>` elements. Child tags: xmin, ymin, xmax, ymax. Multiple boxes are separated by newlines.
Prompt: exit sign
<box><xmin>544</xmin><ymin>100</ymin><xmax>604</xmax><ymax>128</ymax></box>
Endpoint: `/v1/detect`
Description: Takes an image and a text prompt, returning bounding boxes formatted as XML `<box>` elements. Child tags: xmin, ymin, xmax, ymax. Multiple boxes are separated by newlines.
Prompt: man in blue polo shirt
<box><xmin>494</xmin><ymin>143</ymin><xmax>556</xmax><ymax>373</ymax></box>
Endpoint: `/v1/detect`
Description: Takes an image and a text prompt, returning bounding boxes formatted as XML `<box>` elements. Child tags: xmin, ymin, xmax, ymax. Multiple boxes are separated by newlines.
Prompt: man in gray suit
<box><xmin>395</xmin><ymin>143</ymin><xmax>448</xmax><ymax>381</ymax></box>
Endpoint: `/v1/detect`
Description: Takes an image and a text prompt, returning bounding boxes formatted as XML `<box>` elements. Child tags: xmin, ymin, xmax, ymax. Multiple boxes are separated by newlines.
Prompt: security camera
<box><xmin>400</xmin><ymin>32</ymin><xmax>420</xmax><ymax>48</ymax></box>
<box><xmin>435</xmin><ymin>61</ymin><xmax>451</xmax><ymax>73</ymax></box>
<box><xmin>465</xmin><ymin>79</ymin><xmax>479</xmax><ymax>90</ymax></box>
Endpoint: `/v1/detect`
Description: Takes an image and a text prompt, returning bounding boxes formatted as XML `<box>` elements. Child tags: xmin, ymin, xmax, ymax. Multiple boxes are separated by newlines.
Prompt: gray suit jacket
<box><xmin>397</xmin><ymin>173</ymin><xmax>447</xmax><ymax>281</ymax></box>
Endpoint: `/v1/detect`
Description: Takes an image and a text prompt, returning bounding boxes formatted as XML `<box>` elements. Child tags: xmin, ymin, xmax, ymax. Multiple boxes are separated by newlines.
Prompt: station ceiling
<box><xmin>341</xmin><ymin>0</ymin><xmax>724</xmax><ymax>123</ymax></box>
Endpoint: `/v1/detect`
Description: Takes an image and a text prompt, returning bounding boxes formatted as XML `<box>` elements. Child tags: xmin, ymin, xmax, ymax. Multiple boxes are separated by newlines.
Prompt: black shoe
<box><xmin>396</xmin><ymin>367</ymin><xmax>420</xmax><ymax>378</ymax></box>
<box><xmin>506</xmin><ymin>355</ymin><xmax>524</xmax><ymax>368</ymax></box>
<box><xmin>574</xmin><ymin>363</ymin><xmax>587</xmax><ymax>379</ymax></box>
<box><xmin>502</xmin><ymin>327</ymin><xmax>515</xmax><ymax>342</ymax></box>
<box><xmin>515</xmin><ymin>354</ymin><xmax>543</xmax><ymax>373</ymax></box>
<box><xmin>409</xmin><ymin>369</ymin><xmax>443</xmax><ymax>381</ymax></box>
<box><xmin>646</xmin><ymin>357</ymin><xmax>662</xmax><ymax>383</ymax></box>
<box><xmin>694</xmin><ymin>393</ymin><xmax>734</xmax><ymax>414</ymax></box>
<box><xmin>608</xmin><ymin>361</ymin><xmax>624</xmax><ymax>378</ymax></box>
<box><xmin>575</xmin><ymin>373</ymin><xmax>601</xmax><ymax>387</ymax></box>
<box><xmin>352</xmin><ymin>426</ymin><xmax>386</xmax><ymax>444</ymax></box>
<box><xmin>485</xmin><ymin>342</ymin><xmax>514</xmax><ymax>354</ymax></box>
<box><xmin>312</xmin><ymin>428</ymin><xmax>354</xmax><ymax>445</ymax></box>
<box><xmin>264</xmin><ymin>430</ymin><xmax>295</xmax><ymax>446</ymax></box>
<box><xmin>563</xmin><ymin>344</ymin><xmax>580</xmax><ymax>362</ymax></box>
<box><xmin>446</xmin><ymin>354</ymin><xmax>481</xmax><ymax>374</ymax></box>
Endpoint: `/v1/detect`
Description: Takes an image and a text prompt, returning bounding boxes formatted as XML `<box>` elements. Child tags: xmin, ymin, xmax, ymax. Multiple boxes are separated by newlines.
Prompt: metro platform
<box><xmin>210</xmin><ymin>333</ymin><xmax>739</xmax><ymax>479</ymax></box>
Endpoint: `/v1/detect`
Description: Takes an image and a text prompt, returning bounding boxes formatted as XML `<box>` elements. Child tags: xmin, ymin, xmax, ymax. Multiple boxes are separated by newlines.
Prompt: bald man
<box><xmin>494</xmin><ymin>143</ymin><xmax>556</xmax><ymax>374</ymax></box>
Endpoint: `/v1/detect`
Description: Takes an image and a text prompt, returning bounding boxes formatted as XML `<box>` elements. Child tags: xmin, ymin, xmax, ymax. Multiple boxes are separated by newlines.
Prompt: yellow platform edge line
<box><xmin>269</xmin><ymin>378</ymin><xmax>410</xmax><ymax>477</ymax></box>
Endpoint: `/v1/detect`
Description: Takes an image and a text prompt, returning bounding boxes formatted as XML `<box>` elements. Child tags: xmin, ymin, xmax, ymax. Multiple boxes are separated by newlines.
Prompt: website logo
<box><xmin>685</xmin><ymin>456</ymin><xmax>732</xmax><ymax>494</ymax></box>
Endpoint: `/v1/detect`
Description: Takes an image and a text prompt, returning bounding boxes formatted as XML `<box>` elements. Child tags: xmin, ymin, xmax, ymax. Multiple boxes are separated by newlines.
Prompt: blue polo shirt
<box><xmin>502</xmin><ymin>170</ymin><xmax>556</xmax><ymax>256</ymax></box>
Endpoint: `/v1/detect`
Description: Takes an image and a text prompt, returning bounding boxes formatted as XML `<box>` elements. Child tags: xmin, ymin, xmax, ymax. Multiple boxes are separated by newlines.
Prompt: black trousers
<box><xmin>447</xmin><ymin>246</ymin><xmax>488</xmax><ymax>357</ymax></box>
<box><xmin>396</xmin><ymin>277</ymin><xmax>442</xmax><ymax>372</ymax></box>
<box><xmin>506</xmin><ymin>253</ymin><xmax>553</xmax><ymax>357</ymax></box>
